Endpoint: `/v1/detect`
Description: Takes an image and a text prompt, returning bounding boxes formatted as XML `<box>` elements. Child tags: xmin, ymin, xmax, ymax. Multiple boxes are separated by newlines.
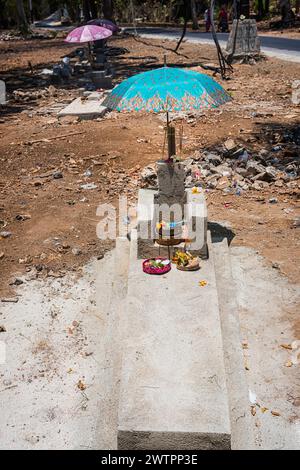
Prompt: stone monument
<box><xmin>225</xmin><ymin>19</ymin><xmax>261</xmax><ymax>63</ymax></box>
<box><xmin>137</xmin><ymin>160</ymin><xmax>208</xmax><ymax>259</ymax></box>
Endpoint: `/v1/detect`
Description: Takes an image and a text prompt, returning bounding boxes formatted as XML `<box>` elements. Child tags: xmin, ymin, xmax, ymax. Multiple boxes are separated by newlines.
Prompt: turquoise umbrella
<box><xmin>103</xmin><ymin>66</ymin><xmax>230</xmax><ymax>112</ymax></box>
<box><xmin>103</xmin><ymin>65</ymin><xmax>231</xmax><ymax>158</ymax></box>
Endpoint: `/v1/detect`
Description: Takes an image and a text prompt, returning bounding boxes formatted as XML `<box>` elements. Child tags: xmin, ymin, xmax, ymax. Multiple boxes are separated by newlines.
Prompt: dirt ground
<box><xmin>0</xmin><ymin>34</ymin><xmax>299</xmax><ymax>305</ymax></box>
<box><xmin>0</xmin><ymin>33</ymin><xmax>299</xmax><ymax>451</ymax></box>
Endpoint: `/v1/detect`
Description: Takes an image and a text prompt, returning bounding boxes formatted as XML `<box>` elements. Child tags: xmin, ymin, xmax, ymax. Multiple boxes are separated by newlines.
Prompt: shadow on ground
<box><xmin>208</xmin><ymin>221</ymin><xmax>235</xmax><ymax>245</ymax></box>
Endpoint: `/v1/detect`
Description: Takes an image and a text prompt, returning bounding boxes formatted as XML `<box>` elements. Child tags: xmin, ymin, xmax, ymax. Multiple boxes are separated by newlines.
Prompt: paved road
<box><xmin>125</xmin><ymin>27</ymin><xmax>300</xmax><ymax>62</ymax></box>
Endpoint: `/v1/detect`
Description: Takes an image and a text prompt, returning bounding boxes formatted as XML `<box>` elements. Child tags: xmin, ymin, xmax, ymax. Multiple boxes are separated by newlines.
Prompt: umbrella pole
<box><xmin>166</xmin><ymin>111</ymin><xmax>176</xmax><ymax>161</ymax></box>
<box><xmin>88</xmin><ymin>42</ymin><xmax>93</xmax><ymax>64</ymax></box>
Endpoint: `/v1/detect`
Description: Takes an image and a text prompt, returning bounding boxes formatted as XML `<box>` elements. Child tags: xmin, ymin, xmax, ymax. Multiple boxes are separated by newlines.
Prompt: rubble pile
<box><xmin>140</xmin><ymin>137</ymin><xmax>299</xmax><ymax>195</ymax></box>
<box><xmin>12</xmin><ymin>85</ymin><xmax>58</xmax><ymax>103</ymax></box>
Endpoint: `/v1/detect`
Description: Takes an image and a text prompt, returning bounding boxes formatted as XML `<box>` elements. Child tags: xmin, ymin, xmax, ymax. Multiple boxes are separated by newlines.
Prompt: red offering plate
<box><xmin>143</xmin><ymin>258</ymin><xmax>171</xmax><ymax>275</ymax></box>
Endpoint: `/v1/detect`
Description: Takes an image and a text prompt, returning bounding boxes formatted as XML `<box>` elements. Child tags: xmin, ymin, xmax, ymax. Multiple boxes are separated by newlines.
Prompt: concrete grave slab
<box><xmin>58</xmin><ymin>96</ymin><xmax>108</xmax><ymax>120</ymax></box>
<box><xmin>117</xmin><ymin>230</ymin><xmax>231</xmax><ymax>450</ymax></box>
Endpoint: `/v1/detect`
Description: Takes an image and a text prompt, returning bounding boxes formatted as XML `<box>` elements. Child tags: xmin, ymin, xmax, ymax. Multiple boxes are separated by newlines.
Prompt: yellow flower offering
<box><xmin>192</xmin><ymin>187</ymin><xmax>200</xmax><ymax>194</ymax></box>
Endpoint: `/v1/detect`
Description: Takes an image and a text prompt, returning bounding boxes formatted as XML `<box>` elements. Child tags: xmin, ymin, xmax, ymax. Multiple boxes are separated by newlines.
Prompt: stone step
<box><xmin>117</xmin><ymin>230</ymin><xmax>231</xmax><ymax>450</ymax></box>
<box><xmin>212</xmin><ymin>239</ymin><xmax>255</xmax><ymax>450</ymax></box>
<box><xmin>95</xmin><ymin>237</ymin><xmax>130</xmax><ymax>449</ymax></box>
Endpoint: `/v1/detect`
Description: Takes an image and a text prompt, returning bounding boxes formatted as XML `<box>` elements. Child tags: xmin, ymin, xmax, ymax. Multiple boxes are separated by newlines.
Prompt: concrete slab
<box><xmin>118</xmin><ymin>230</ymin><xmax>231</xmax><ymax>450</ymax></box>
<box><xmin>94</xmin><ymin>237</ymin><xmax>130</xmax><ymax>449</ymax></box>
<box><xmin>212</xmin><ymin>239</ymin><xmax>255</xmax><ymax>450</ymax></box>
<box><xmin>58</xmin><ymin>97</ymin><xmax>108</xmax><ymax>120</ymax></box>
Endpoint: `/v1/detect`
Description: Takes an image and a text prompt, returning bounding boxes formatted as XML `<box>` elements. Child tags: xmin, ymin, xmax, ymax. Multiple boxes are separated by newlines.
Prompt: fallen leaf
<box><xmin>271</xmin><ymin>410</ymin><xmax>280</xmax><ymax>417</ymax></box>
<box><xmin>261</xmin><ymin>407</ymin><xmax>268</xmax><ymax>413</ymax></box>
<box><xmin>285</xmin><ymin>360</ymin><xmax>293</xmax><ymax>367</ymax></box>
<box><xmin>251</xmin><ymin>405</ymin><xmax>256</xmax><ymax>416</ymax></box>
<box><xmin>77</xmin><ymin>379</ymin><xmax>86</xmax><ymax>391</ymax></box>
<box><xmin>280</xmin><ymin>343</ymin><xmax>292</xmax><ymax>350</ymax></box>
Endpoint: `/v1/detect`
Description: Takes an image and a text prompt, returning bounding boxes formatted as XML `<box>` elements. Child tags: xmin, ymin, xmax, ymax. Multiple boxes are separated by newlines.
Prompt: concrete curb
<box><xmin>212</xmin><ymin>239</ymin><xmax>256</xmax><ymax>450</ymax></box>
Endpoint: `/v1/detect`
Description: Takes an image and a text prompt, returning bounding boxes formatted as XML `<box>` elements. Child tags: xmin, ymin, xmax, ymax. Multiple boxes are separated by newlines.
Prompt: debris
<box><xmin>0</xmin><ymin>325</ymin><xmax>6</xmax><ymax>332</ymax></box>
<box><xmin>80</xmin><ymin>183</ymin><xmax>97</xmax><ymax>190</ymax></box>
<box><xmin>198</xmin><ymin>280</ymin><xmax>207</xmax><ymax>287</ymax></box>
<box><xmin>224</xmin><ymin>138</ymin><xmax>237</xmax><ymax>152</ymax></box>
<box><xmin>291</xmin><ymin>218</ymin><xmax>300</xmax><ymax>229</ymax></box>
<box><xmin>141</xmin><ymin>165</ymin><xmax>157</xmax><ymax>186</ymax></box>
<box><xmin>271</xmin><ymin>410</ymin><xmax>280</xmax><ymax>417</ymax></box>
<box><xmin>0</xmin><ymin>252</ymin><xmax>4</xmax><ymax>259</ymax></box>
<box><xmin>285</xmin><ymin>360</ymin><xmax>293</xmax><ymax>367</ymax></box>
<box><xmin>1</xmin><ymin>298</ymin><xmax>19</xmax><ymax>303</ymax></box>
<box><xmin>0</xmin><ymin>231</ymin><xmax>12</xmax><ymax>239</ymax></box>
<box><xmin>53</xmin><ymin>171</ymin><xmax>63</xmax><ymax>179</ymax></box>
<box><xmin>77</xmin><ymin>379</ymin><xmax>86</xmax><ymax>391</ymax></box>
<box><xmin>72</xmin><ymin>247</ymin><xmax>82</xmax><ymax>256</ymax></box>
<box><xmin>9</xmin><ymin>278</ymin><xmax>24</xmax><ymax>286</ymax></box>
<box><xmin>268</xmin><ymin>198</ymin><xmax>278</xmax><ymax>204</ymax></box>
<box><xmin>23</xmin><ymin>131</ymin><xmax>85</xmax><ymax>146</ymax></box>
<box><xmin>249</xmin><ymin>390</ymin><xmax>257</xmax><ymax>405</ymax></box>
<box><xmin>15</xmin><ymin>214</ymin><xmax>31</xmax><ymax>221</ymax></box>
<box><xmin>251</xmin><ymin>405</ymin><xmax>256</xmax><ymax>416</ymax></box>
<box><xmin>0</xmin><ymin>384</ymin><xmax>18</xmax><ymax>393</ymax></box>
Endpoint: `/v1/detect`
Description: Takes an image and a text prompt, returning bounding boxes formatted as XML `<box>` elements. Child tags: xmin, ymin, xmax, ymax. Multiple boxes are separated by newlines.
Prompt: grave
<box><xmin>116</xmin><ymin>161</ymin><xmax>235</xmax><ymax>450</ymax></box>
<box><xmin>225</xmin><ymin>19</ymin><xmax>261</xmax><ymax>62</ymax></box>
<box><xmin>57</xmin><ymin>91</ymin><xmax>108</xmax><ymax>120</ymax></box>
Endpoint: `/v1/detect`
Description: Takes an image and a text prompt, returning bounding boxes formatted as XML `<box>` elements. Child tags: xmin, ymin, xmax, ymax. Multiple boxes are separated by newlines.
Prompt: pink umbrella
<box><xmin>65</xmin><ymin>25</ymin><xmax>112</xmax><ymax>43</ymax></box>
<box><xmin>87</xmin><ymin>19</ymin><xmax>120</xmax><ymax>33</ymax></box>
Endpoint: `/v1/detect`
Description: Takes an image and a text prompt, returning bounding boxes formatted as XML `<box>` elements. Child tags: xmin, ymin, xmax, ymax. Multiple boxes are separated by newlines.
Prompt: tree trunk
<box><xmin>16</xmin><ymin>0</ymin><xmax>29</xmax><ymax>34</ymax></box>
<box><xmin>190</xmin><ymin>0</ymin><xmax>199</xmax><ymax>30</ymax></box>
<box><xmin>279</xmin><ymin>0</ymin><xmax>294</xmax><ymax>26</ymax></box>
<box><xmin>65</xmin><ymin>0</ymin><xmax>79</xmax><ymax>22</ymax></box>
<box><xmin>0</xmin><ymin>1</ymin><xmax>9</xmax><ymax>28</ymax></box>
<box><xmin>265</xmin><ymin>0</ymin><xmax>270</xmax><ymax>15</ymax></box>
<box><xmin>257</xmin><ymin>0</ymin><xmax>264</xmax><ymax>19</ymax></box>
<box><xmin>239</xmin><ymin>0</ymin><xmax>250</xmax><ymax>18</ymax></box>
<box><xmin>103</xmin><ymin>0</ymin><xmax>113</xmax><ymax>20</ymax></box>
<box><xmin>82</xmin><ymin>0</ymin><xmax>91</xmax><ymax>22</ymax></box>
<box><xmin>90</xmin><ymin>0</ymin><xmax>98</xmax><ymax>19</ymax></box>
